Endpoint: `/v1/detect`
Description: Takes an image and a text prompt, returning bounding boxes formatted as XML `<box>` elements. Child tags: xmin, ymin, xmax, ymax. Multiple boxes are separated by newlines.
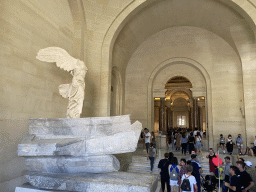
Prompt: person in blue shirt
<box><xmin>236</xmin><ymin>134</ymin><xmax>243</xmax><ymax>155</ymax></box>
<box><xmin>190</xmin><ymin>154</ymin><xmax>202</xmax><ymax>192</ymax></box>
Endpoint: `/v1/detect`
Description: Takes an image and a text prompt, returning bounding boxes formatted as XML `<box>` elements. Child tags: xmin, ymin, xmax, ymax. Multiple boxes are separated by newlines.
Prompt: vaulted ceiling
<box><xmin>112</xmin><ymin>0</ymin><xmax>255</xmax><ymax>71</ymax></box>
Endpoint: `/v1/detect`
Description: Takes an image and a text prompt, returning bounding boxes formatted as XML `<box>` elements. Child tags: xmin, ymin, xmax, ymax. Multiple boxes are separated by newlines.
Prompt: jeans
<box><xmin>222</xmin><ymin>181</ymin><xmax>229</xmax><ymax>192</ymax></box>
<box><xmin>146</xmin><ymin>143</ymin><xmax>150</xmax><ymax>153</ymax></box>
<box><xmin>149</xmin><ymin>156</ymin><xmax>155</xmax><ymax>171</ymax></box>
<box><xmin>181</xmin><ymin>143</ymin><xmax>187</xmax><ymax>154</ymax></box>
<box><xmin>161</xmin><ymin>177</ymin><xmax>170</xmax><ymax>192</ymax></box>
<box><xmin>188</xmin><ymin>143</ymin><xmax>195</xmax><ymax>154</ymax></box>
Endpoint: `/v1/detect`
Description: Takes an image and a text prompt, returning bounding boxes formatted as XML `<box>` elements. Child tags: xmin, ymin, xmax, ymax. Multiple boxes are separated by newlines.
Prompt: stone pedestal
<box><xmin>16</xmin><ymin>115</ymin><xmax>150</xmax><ymax>192</ymax></box>
<box><xmin>156</xmin><ymin>135</ymin><xmax>167</xmax><ymax>149</ymax></box>
<box><xmin>16</xmin><ymin>172</ymin><xmax>158</xmax><ymax>192</ymax></box>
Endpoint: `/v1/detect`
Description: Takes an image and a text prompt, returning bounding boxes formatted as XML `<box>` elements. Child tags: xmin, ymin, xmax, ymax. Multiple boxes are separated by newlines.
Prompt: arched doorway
<box><xmin>102</xmin><ymin>0</ymin><xmax>255</xmax><ymax>148</ymax></box>
<box><xmin>154</xmin><ymin>75</ymin><xmax>206</xmax><ymax>135</ymax></box>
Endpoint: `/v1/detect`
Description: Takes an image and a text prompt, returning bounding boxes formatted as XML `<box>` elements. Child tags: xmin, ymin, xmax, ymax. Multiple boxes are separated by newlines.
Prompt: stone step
<box><xmin>128</xmin><ymin>169</ymin><xmax>159</xmax><ymax>175</ymax></box>
<box><xmin>131</xmin><ymin>160</ymin><xmax>161</xmax><ymax>165</ymax></box>
<box><xmin>131</xmin><ymin>162</ymin><xmax>159</xmax><ymax>167</ymax></box>
<box><xmin>129</xmin><ymin>166</ymin><xmax>159</xmax><ymax>173</ymax></box>
<box><xmin>129</xmin><ymin>164</ymin><xmax>159</xmax><ymax>170</ymax></box>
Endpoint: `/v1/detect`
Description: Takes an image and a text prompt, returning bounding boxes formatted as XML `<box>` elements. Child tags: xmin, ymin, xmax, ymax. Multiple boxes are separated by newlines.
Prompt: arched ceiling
<box><xmin>171</xmin><ymin>91</ymin><xmax>190</xmax><ymax>102</ymax></box>
<box><xmin>113</xmin><ymin>0</ymin><xmax>255</xmax><ymax>70</ymax></box>
<box><xmin>173</xmin><ymin>97</ymin><xmax>188</xmax><ymax>106</ymax></box>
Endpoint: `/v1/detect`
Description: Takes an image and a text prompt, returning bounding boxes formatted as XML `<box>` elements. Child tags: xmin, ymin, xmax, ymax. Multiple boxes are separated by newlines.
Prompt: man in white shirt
<box><xmin>181</xmin><ymin>165</ymin><xmax>197</xmax><ymax>192</ymax></box>
<box><xmin>193</xmin><ymin>128</ymin><xmax>198</xmax><ymax>137</ymax></box>
<box><xmin>144</xmin><ymin>128</ymin><xmax>151</xmax><ymax>154</ymax></box>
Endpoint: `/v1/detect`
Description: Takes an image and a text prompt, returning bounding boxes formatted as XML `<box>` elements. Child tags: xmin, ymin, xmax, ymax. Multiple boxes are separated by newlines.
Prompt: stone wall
<box><xmin>125</xmin><ymin>26</ymin><xmax>245</xmax><ymax>149</ymax></box>
<box><xmin>0</xmin><ymin>0</ymin><xmax>74</xmax><ymax>191</ymax></box>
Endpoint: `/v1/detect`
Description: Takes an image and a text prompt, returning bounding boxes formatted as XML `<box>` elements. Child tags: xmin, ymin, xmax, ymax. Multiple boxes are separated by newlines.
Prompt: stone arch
<box><xmin>147</xmin><ymin>57</ymin><xmax>213</xmax><ymax>146</ymax></box>
<box><xmin>96</xmin><ymin>0</ymin><xmax>254</xmax><ymax>146</ymax></box>
<box><xmin>153</xmin><ymin>65</ymin><xmax>206</xmax><ymax>90</ymax></box>
<box><xmin>166</xmin><ymin>89</ymin><xmax>192</xmax><ymax>101</ymax></box>
<box><xmin>110</xmin><ymin>66</ymin><xmax>123</xmax><ymax>116</ymax></box>
<box><xmin>100</xmin><ymin>0</ymin><xmax>256</xmax><ymax>116</ymax></box>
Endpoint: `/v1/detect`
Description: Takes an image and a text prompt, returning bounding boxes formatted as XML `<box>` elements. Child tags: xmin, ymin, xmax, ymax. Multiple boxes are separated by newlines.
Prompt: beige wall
<box><xmin>125</xmin><ymin>26</ymin><xmax>245</xmax><ymax>148</ymax></box>
<box><xmin>0</xmin><ymin>0</ymin><xmax>75</xmax><ymax>191</ymax></box>
<box><xmin>1</xmin><ymin>0</ymin><xmax>256</xmax><ymax>191</ymax></box>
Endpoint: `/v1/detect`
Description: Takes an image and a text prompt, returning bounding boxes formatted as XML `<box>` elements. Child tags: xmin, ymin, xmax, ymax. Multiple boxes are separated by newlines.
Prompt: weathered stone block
<box><xmin>18</xmin><ymin>120</ymin><xmax>142</xmax><ymax>157</ymax></box>
<box><xmin>18</xmin><ymin>138</ymin><xmax>82</xmax><ymax>156</ymax></box>
<box><xmin>25</xmin><ymin>155</ymin><xmax>120</xmax><ymax>173</ymax></box>
<box><xmin>25</xmin><ymin>171</ymin><xmax>158</xmax><ymax>192</ymax></box>
<box><xmin>28</xmin><ymin>115</ymin><xmax>131</xmax><ymax>140</ymax></box>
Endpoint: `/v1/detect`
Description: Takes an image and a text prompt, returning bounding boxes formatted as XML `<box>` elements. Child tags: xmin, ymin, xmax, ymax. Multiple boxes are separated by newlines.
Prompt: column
<box><xmin>166</xmin><ymin>99</ymin><xmax>172</xmax><ymax>130</ymax></box>
<box><xmin>159</xmin><ymin>97</ymin><xmax>166</xmax><ymax>134</ymax></box>
<box><xmin>193</xmin><ymin>98</ymin><xmax>198</xmax><ymax>129</ymax></box>
<box><xmin>189</xmin><ymin>99</ymin><xmax>194</xmax><ymax>130</ymax></box>
<box><xmin>198</xmin><ymin>106</ymin><xmax>201</xmax><ymax>130</ymax></box>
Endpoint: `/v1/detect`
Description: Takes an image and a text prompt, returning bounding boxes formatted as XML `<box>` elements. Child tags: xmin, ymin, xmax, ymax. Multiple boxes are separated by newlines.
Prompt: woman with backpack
<box><xmin>168</xmin><ymin>157</ymin><xmax>180</xmax><ymax>192</ymax></box>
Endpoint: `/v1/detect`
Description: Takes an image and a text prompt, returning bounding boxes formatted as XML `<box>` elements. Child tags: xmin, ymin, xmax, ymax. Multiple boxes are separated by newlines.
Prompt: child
<box><xmin>215</xmin><ymin>164</ymin><xmax>224</xmax><ymax>190</ymax></box>
<box><xmin>180</xmin><ymin>165</ymin><xmax>197</xmax><ymax>192</ymax></box>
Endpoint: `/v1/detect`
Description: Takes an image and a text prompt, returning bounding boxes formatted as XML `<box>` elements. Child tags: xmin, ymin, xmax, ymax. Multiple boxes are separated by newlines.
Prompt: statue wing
<box><xmin>36</xmin><ymin>47</ymin><xmax>77</xmax><ymax>72</ymax></box>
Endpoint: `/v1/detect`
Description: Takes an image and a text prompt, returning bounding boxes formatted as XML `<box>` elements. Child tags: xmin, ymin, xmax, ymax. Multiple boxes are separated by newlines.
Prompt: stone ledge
<box><xmin>24</xmin><ymin>171</ymin><xmax>158</xmax><ymax>192</ymax></box>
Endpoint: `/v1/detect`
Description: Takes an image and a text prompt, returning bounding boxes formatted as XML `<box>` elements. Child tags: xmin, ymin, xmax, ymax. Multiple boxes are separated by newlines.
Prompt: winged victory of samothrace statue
<box><xmin>36</xmin><ymin>47</ymin><xmax>88</xmax><ymax>118</ymax></box>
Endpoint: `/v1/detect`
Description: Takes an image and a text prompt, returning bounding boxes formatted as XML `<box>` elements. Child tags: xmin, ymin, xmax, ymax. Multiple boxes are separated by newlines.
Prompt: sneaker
<box><xmin>223</xmin><ymin>150</ymin><xmax>226</xmax><ymax>153</ymax></box>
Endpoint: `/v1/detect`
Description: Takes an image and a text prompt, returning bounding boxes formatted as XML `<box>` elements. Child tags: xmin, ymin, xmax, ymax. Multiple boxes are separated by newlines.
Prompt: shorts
<box><xmin>220</xmin><ymin>143</ymin><xmax>225</xmax><ymax>146</ymax></box>
<box><xmin>237</xmin><ymin>143</ymin><xmax>243</xmax><ymax>148</ymax></box>
<box><xmin>169</xmin><ymin>180</ymin><xmax>178</xmax><ymax>186</ymax></box>
<box><xmin>195</xmin><ymin>141</ymin><xmax>202</xmax><ymax>149</ymax></box>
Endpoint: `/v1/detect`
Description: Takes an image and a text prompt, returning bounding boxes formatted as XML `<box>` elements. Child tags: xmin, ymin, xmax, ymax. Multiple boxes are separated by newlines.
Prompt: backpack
<box><xmin>170</xmin><ymin>165</ymin><xmax>179</xmax><ymax>180</ymax></box>
<box><xmin>180</xmin><ymin>175</ymin><xmax>191</xmax><ymax>191</ymax></box>
<box><xmin>148</xmin><ymin>148</ymin><xmax>155</xmax><ymax>157</ymax></box>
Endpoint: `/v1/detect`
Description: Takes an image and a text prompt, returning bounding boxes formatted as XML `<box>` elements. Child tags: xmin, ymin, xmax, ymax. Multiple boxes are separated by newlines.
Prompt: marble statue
<box><xmin>36</xmin><ymin>47</ymin><xmax>88</xmax><ymax>118</ymax></box>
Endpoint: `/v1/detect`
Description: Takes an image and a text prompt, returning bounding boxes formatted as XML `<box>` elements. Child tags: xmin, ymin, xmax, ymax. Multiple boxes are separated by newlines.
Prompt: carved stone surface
<box><xmin>18</xmin><ymin>116</ymin><xmax>142</xmax><ymax>157</ymax></box>
<box><xmin>16</xmin><ymin>115</ymin><xmax>147</xmax><ymax>191</ymax></box>
<box><xmin>25</xmin><ymin>171</ymin><xmax>158</xmax><ymax>192</ymax></box>
<box><xmin>28</xmin><ymin>115</ymin><xmax>131</xmax><ymax>139</ymax></box>
<box><xmin>25</xmin><ymin>155</ymin><xmax>120</xmax><ymax>174</ymax></box>
<box><xmin>18</xmin><ymin>129</ymin><xmax>140</xmax><ymax>157</ymax></box>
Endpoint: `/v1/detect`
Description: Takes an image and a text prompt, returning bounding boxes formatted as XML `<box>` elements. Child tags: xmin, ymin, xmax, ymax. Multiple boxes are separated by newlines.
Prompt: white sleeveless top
<box><xmin>196</xmin><ymin>136</ymin><xmax>201</xmax><ymax>142</ymax></box>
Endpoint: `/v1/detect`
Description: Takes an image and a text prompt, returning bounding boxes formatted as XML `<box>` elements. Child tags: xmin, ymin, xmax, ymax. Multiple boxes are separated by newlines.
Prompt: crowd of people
<box><xmin>157</xmin><ymin>151</ymin><xmax>254</xmax><ymax>192</ymax></box>
<box><xmin>158</xmin><ymin>152</ymin><xmax>202</xmax><ymax>192</ymax></box>
<box><xmin>218</xmin><ymin>134</ymin><xmax>256</xmax><ymax>156</ymax></box>
<box><xmin>140</xmin><ymin>128</ymin><xmax>255</xmax><ymax>192</ymax></box>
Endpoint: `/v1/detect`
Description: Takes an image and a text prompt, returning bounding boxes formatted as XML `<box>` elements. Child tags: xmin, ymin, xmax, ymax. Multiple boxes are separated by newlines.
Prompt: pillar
<box><xmin>166</xmin><ymin>99</ymin><xmax>172</xmax><ymax>130</ymax></box>
<box><xmin>159</xmin><ymin>97</ymin><xmax>166</xmax><ymax>134</ymax></box>
<box><xmin>189</xmin><ymin>99</ymin><xmax>194</xmax><ymax>130</ymax></box>
<box><xmin>193</xmin><ymin>98</ymin><xmax>198</xmax><ymax>129</ymax></box>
